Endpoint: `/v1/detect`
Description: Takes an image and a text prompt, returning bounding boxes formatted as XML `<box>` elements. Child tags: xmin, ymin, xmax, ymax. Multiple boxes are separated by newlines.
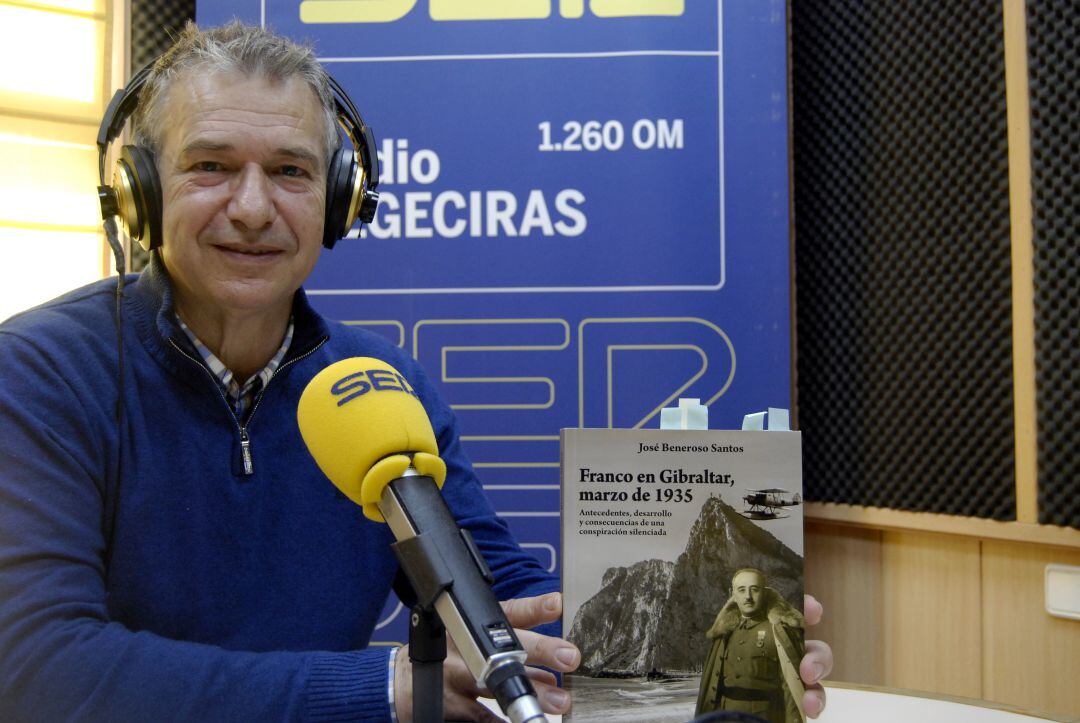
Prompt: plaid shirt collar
<box><xmin>175</xmin><ymin>315</ymin><xmax>295</xmax><ymax>420</ymax></box>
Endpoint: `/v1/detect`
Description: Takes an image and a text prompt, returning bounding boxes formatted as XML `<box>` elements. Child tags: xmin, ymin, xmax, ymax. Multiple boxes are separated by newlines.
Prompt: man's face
<box><xmin>156</xmin><ymin>71</ymin><xmax>328</xmax><ymax>324</ymax></box>
<box><xmin>732</xmin><ymin>571</ymin><xmax>765</xmax><ymax>617</ymax></box>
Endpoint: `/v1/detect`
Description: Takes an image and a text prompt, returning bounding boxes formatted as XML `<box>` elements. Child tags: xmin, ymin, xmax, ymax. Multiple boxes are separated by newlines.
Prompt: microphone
<box><xmin>297</xmin><ymin>357</ymin><xmax>547</xmax><ymax>723</ymax></box>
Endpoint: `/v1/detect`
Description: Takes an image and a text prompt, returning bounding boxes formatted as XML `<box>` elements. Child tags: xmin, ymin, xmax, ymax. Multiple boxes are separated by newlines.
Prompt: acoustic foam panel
<box><xmin>1026</xmin><ymin>0</ymin><xmax>1079</xmax><ymax>529</ymax></box>
<box><xmin>791</xmin><ymin>1</ymin><xmax>1016</xmax><ymax>519</ymax></box>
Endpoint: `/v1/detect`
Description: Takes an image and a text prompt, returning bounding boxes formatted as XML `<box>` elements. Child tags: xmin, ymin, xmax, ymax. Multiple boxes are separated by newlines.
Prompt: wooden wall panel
<box><xmin>807</xmin><ymin>517</ymin><xmax>1080</xmax><ymax>718</ymax></box>
<box><xmin>881</xmin><ymin>531</ymin><xmax>983</xmax><ymax>698</ymax></box>
<box><xmin>982</xmin><ymin>542</ymin><xmax>1080</xmax><ymax>718</ymax></box>
<box><xmin>804</xmin><ymin>521</ymin><xmax>884</xmax><ymax>684</ymax></box>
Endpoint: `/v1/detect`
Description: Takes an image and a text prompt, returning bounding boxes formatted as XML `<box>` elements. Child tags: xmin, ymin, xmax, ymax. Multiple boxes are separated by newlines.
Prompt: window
<box><xmin>0</xmin><ymin>0</ymin><xmax>115</xmax><ymax>322</ymax></box>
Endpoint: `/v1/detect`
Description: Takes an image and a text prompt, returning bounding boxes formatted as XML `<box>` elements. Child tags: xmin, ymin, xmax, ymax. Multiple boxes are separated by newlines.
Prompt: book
<box><xmin>560</xmin><ymin>428</ymin><xmax>805</xmax><ymax>723</ymax></box>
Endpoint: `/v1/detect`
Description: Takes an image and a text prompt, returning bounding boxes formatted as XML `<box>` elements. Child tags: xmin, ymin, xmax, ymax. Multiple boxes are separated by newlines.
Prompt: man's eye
<box><xmin>194</xmin><ymin>161</ymin><xmax>223</xmax><ymax>172</ymax></box>
<box><xmin>280</xmin><ymin>165</ymin><xmax>308</xmax><ymax>178</ymax></box>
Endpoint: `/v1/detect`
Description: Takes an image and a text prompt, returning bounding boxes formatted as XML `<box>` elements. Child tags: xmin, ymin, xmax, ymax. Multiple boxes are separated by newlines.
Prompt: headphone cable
<box><xmin>102</xmin><ymin>216</ymin><xmax>125</xmax><ymax>570</ymax></box>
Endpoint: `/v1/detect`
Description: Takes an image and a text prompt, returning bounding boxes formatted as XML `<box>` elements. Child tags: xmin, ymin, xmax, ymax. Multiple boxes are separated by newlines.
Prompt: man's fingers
<box><xmin>445</xmin><ymin>696</ymin><xmax>504</xmax><ymax>723</ymax></box>
<box><xmin>525</xmin><ymin>665</ymin><xmax>571</xmax><ymax>715</ymax></box>
<box><xmin>442</xmin><ymin>657</ymin><xmax>485</xmax><ymax>700</ymax></box>
<box><xmin>439</xmin><ymin>660</ymin><xmax>510</xmax><ymax>722</ymax></box>
<box><xmin>803</xmin><ymin>682</ymin><xmax>827</xmax><ymax>719</ymax></box>
<box><xmin>498</xmin><ymin>593</ymin><xmax>580</xmax><ymax>672</ymax></box>
<box><xmin>800</xmin><ymin>639</ymin><xmax>833</xmax><ymax>686</ymax></box>
<box><xmin>801</xmin><ymin>596</ymin><xmax>830</xmax><ymax>718</ymax></box>
<box><xmin>530</xmin><ymin>676</ymin><xmax>573</xmax><ymax>714</ymax></box>
<box><xmin>501</xmin><ymin>592</ymin><xmax>562</xmax><ymax>629</ymax></box>
<box><xmin>410</xmin><ymin>614</ymin><xmax>577</xmax><ymax>723</ymax></box>
<box><xmin>439</xmin><ymin>591</ymin><xmax>577</xmax><ymax>721</ymax></box>
<box><xmin>516</xmin><ymin>627</ymin><xmax>580</xmax><ymax>672</ymax></box>
<box><xmin>526</xmin><ymin>666</ymin><xmax>558</xmax><ymax>688</ymax></box>
<box><xmin>804</xmin><ymin>594</ymin><xmax>823</xmax><ymax>626</ymax></box>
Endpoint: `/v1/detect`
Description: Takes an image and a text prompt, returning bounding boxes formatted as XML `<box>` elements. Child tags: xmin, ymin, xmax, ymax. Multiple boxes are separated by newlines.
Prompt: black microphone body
<box><xmin>295</xmin><ymin>356</ymin><xmax>548</xmax><ymax>721</ymax></box>
<box><xmin>381</xmin><ymin>468</ymin><xmax>546</xmax><ymax>723</ymax></box>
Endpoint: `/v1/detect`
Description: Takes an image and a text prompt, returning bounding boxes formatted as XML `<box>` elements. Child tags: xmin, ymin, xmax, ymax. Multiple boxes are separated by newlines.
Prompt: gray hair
<box><xmin>131</xmin><ymin>21</ymin><xmax>341</xmax><ymax>166</ymax></box>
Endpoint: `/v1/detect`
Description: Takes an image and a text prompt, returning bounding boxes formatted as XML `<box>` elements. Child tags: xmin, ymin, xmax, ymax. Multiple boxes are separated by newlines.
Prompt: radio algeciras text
<box><xmin>359</xmin><ymin>138</ymin><xmax>586</xmax><ymax>240</ymax></box>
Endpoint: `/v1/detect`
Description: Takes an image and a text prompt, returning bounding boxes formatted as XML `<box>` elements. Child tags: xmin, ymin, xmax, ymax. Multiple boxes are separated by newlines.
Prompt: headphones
<box><xmin>96</xmin><ymin>62</ymin><xmax>380</xmax><ymax>251</ymax></box>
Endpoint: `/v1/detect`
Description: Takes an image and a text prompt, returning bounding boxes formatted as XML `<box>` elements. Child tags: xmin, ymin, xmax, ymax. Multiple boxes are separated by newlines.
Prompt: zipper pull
<box><xmin>240</xmin><ymin>429</ymin><xmax>254</xmax><ymax>475</ymax></box>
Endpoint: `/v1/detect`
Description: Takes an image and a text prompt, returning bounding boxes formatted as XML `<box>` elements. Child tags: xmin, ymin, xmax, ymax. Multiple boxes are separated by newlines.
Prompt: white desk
<box><xmin>483</xmin><ymin>681</ymin><xmax>1071</xmax><ymax>722</ymax></box>
<box><xmin>816</xmin><ymin>683</ymin><xmax>1069</xmax><ymax>723</ymax></box>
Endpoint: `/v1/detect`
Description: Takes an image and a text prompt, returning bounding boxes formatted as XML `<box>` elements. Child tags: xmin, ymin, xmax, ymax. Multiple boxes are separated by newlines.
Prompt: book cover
<box><xmin>560</xmin><ymin>428</ymin><xmax>805</xmax><ymax>723</ymax></box>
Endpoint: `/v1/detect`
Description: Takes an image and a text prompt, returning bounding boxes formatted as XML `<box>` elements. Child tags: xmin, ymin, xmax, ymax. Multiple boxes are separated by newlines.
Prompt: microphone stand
<box><xmin>407</xmin><ymin>604</ymin><xmax>446</xmax><ymax>723</ymax></box>
<box><xmin>389</xmin><ymin>487</ymin><xmax>455</xmax><ymax>723</ymax></box>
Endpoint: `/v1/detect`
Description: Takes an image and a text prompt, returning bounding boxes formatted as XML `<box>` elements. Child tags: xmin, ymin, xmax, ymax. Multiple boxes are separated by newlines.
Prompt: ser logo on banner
<box><xmin>300</xmin><ymin>0</ymin><xmax>685</xmax><ymax>24</ymax></box>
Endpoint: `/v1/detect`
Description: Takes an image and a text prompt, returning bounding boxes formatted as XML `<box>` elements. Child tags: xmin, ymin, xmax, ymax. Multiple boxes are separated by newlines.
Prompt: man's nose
<box><xmin>227</xmin><ymin>163</ymin><xmax>276</xmax><ymax>229</ymax></box>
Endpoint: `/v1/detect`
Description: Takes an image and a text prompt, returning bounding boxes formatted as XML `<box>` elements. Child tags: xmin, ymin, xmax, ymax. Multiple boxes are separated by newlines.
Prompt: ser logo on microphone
<box><xmin>331</xmin><ymin>367</ymin><xmax>419</xmax><ymax>406</ymax></box>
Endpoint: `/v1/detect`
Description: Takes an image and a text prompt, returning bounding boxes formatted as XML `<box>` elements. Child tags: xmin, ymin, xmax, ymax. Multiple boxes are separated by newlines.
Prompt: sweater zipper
<box><xmin>237</xmin><ymin>339</ymin><xmax>327</xmax><ymax>474</ymax></box>
<box><xmin>168</xmin><ymin>336</ymin><xmax>327</xmax><ymax>476</ymax></box>
<box><xmin>239</xmin><ymin>429</ymin><xmax>254</xmax><ymax>475</ymax></box>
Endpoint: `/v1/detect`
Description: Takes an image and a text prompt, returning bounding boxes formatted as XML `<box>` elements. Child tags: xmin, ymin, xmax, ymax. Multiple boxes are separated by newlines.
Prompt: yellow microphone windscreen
<box><xmin>297</xmin><ymin>357</ymin><xmax>444</xmax><ymax>520</ymax></box>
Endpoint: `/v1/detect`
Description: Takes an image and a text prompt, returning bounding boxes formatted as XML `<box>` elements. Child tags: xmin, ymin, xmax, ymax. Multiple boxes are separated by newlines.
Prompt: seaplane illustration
<box><xmin>741</xmin><ymin>488</ymin><xmax>801</xmax><ymax>520</ymax></box>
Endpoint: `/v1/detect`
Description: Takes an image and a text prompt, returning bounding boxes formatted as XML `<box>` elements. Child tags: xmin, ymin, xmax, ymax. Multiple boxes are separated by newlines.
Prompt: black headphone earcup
<box><xmin>116</xmin><ymin>145</ymin><xmax>163</xmax><ymax>251</ymax></box>
<box><xmin>323</xmin><ymin>146</ymin><xmax>359</xmax><ymax>249</ymax></box>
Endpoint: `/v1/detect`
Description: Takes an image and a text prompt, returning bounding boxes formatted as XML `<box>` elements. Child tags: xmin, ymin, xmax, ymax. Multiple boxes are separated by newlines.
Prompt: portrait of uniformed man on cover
<box><xmin>696</xmin><ymin>568</ymin><xmax>806</xmax><ymax>723</ymax></box>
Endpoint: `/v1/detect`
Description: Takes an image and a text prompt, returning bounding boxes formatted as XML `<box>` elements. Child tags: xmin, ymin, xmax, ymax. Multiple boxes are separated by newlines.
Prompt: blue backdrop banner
<box><xmin>197</xmin><ymin>0</ymin><xmax>792</xmax><ymax>641</ymax></box>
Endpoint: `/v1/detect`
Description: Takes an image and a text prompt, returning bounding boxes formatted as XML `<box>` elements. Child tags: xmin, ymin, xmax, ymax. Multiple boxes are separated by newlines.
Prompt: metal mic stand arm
<box><xmin>393</xmin><ymin>531</ymin><xmax>455</xmax><ymax>723</ymax></box>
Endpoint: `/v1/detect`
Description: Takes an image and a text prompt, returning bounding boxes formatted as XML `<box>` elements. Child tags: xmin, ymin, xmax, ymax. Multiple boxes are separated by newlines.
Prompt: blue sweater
<box><xmin>0</xmin><ymin>258</ymin><xmax>557</xmax><ymax>721</ymax></box>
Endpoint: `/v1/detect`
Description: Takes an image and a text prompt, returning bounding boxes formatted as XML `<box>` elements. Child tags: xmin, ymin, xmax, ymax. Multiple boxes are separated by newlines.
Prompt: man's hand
<box><xmin>393</xmin><ymin>592</ymin><xmax>580</xmax><ymax>722</ymax></box>
<box><xmin>801</xmin><ymin>595</ymin><xmax>834</xmax><ymax>718</ymax></box>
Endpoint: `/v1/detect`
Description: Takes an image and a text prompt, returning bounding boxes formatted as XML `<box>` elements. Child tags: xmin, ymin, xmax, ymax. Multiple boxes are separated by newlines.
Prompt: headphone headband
<box><xmin>326</xmin><ymin>73</ymin><xmax>380</xmax><ymax>190</ymax></box>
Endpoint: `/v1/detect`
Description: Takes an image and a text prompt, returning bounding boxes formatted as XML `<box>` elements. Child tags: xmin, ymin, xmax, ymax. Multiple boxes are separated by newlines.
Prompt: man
<box><xmin>696</xmin><ymin>569</ymin><xmax>806</xmax><ymax>722</ymax></box>
<box><xmin>0</xmin><ymin>22</ymin><xmax>830</xmax><ymax>721</ymax></box>
<box><xmin>0</xmin><ymin>21</ymin><xmax>575</xmax><ymax>721</ymax></box>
